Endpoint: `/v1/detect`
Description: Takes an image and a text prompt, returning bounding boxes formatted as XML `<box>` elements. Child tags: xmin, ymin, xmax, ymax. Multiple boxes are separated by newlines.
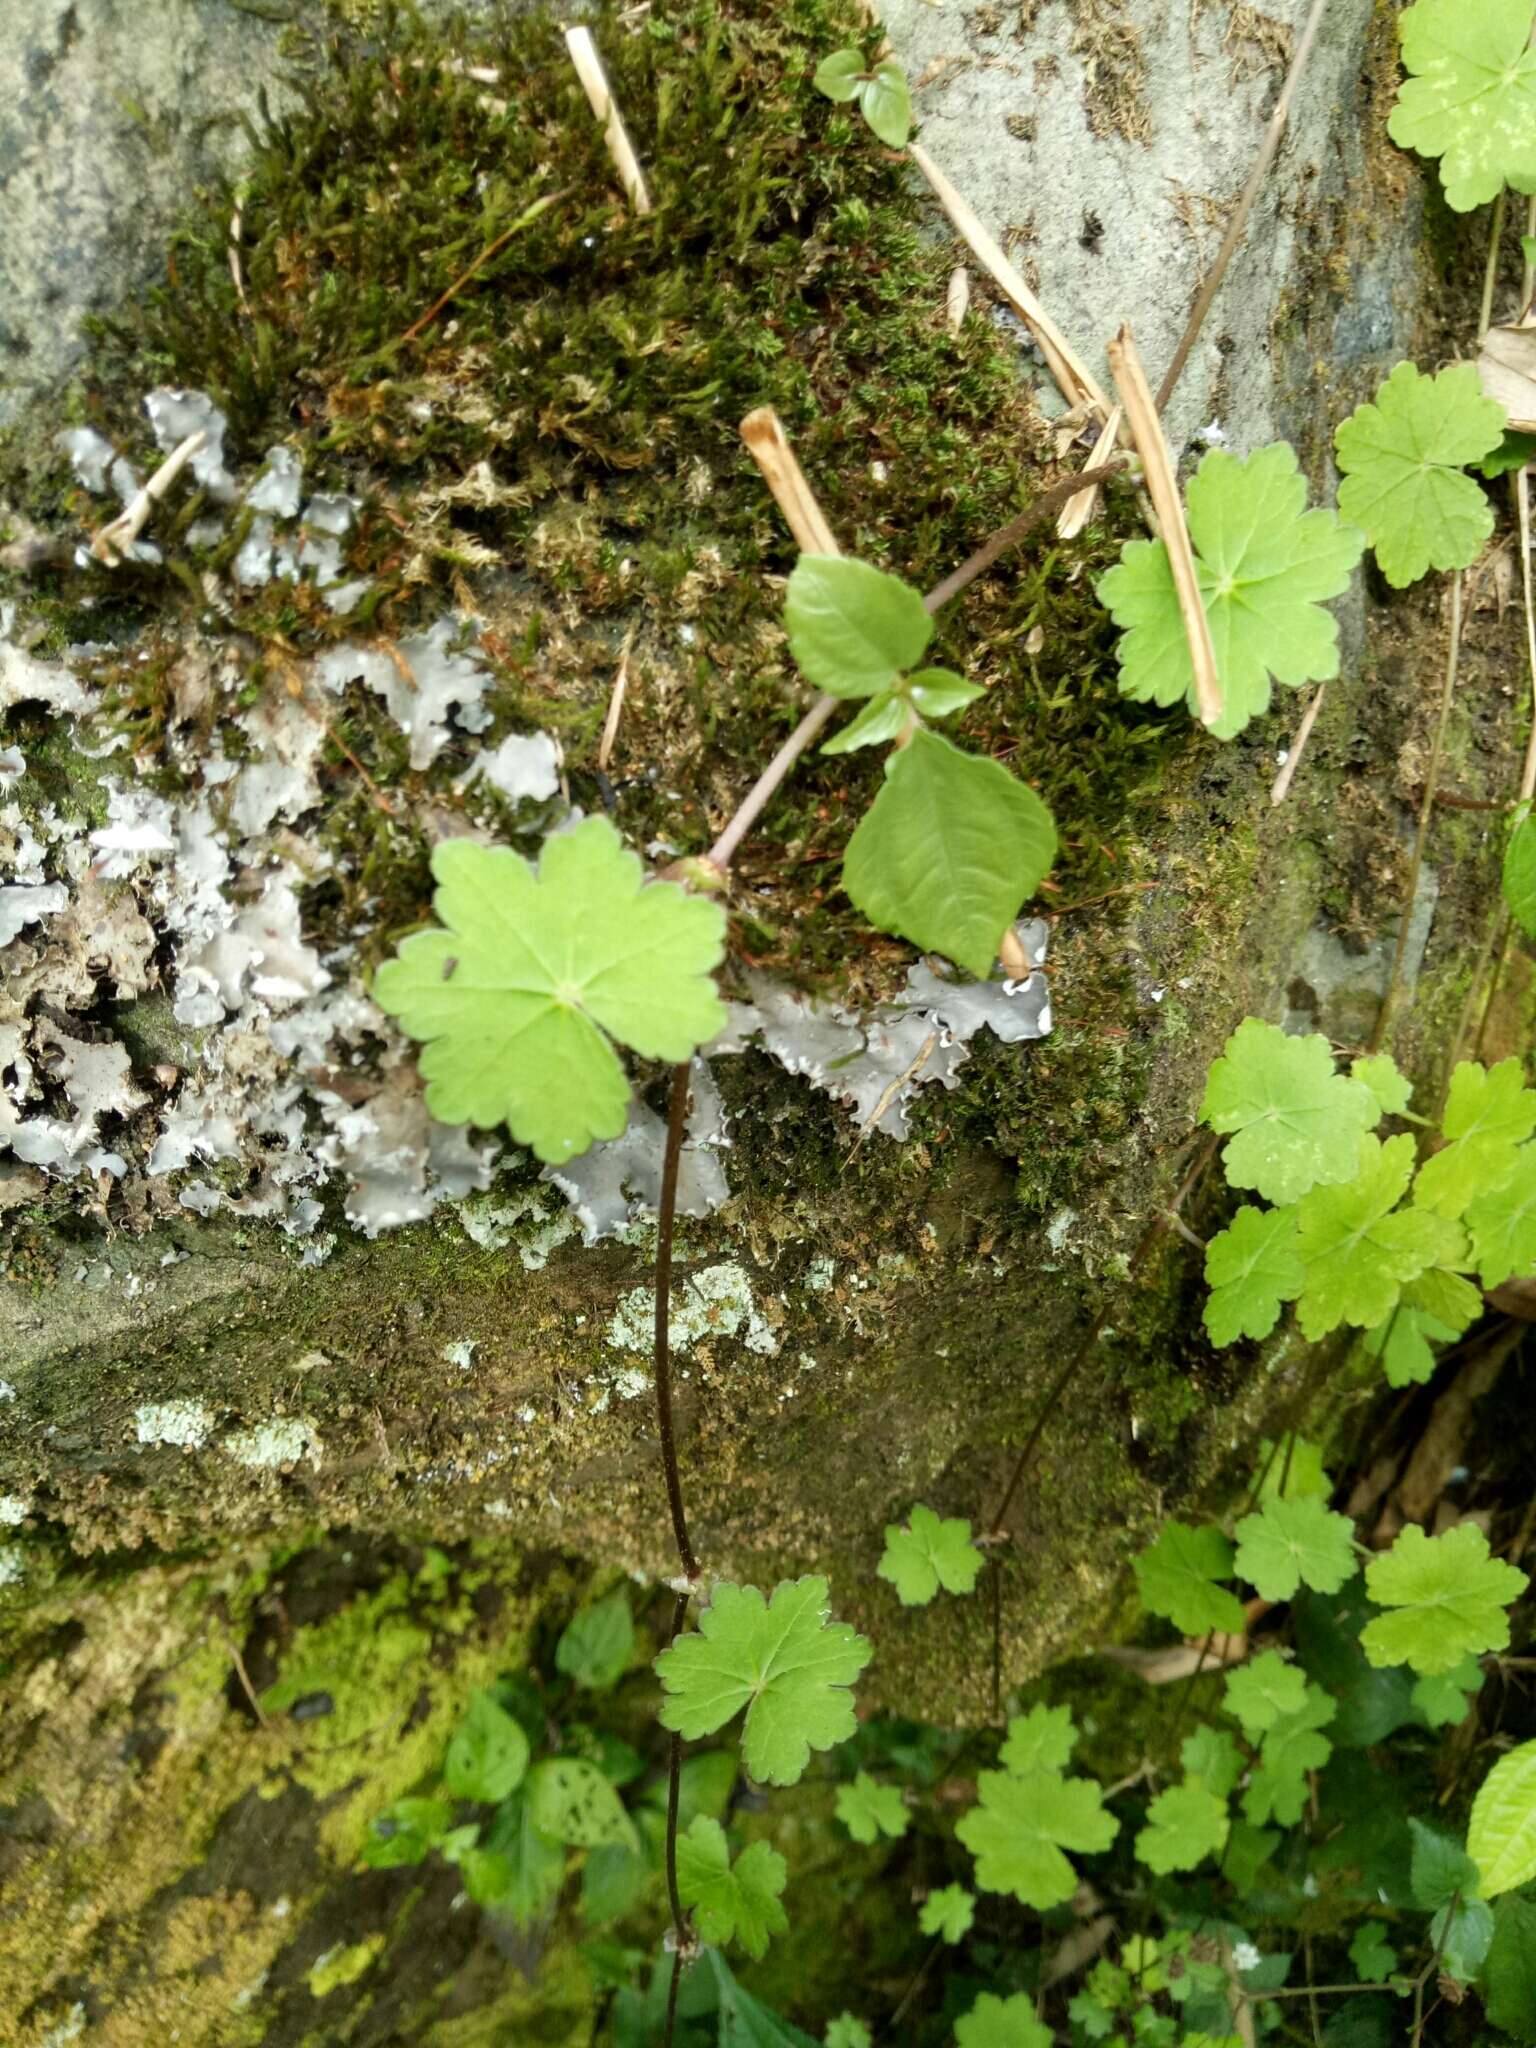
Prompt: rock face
<box><xmin>0</xmin><ymin>0</ymin><xmax>1491</xmax><ymax>2039</ymax></box>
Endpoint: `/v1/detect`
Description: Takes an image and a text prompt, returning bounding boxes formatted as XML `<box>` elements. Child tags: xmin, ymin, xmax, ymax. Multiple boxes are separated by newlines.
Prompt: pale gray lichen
<box><xmin>223</xmin><ymin>1417</ymin><xmax>322</xmax><ymax>1469</ymax></box>
<box><xmin>607</xmin><ymin>1260</ymin><xmax>779</xmax><ymax>1380</ymax></box>
<box><xmin>134</xmin><ymin>1400</ymin><xmax>215</xmax><ymax>1449</ymax></box>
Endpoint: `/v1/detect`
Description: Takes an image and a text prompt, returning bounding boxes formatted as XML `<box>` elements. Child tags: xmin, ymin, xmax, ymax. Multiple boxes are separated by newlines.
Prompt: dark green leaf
<box><xmin>1484</xmin><ymin>1896</ymin><xmax>1536</xmax><ymax>2043</ymax></box>
<box><xmin>705</xmin><ymin>1946</ymin><xmax>821</xmax><ymax>2048</ymax></box>
<box><xmin>1505</xmin><ymin>802</ymin><xmax>1536</xmax><ymax>939</ymax></box>
<box><xmin>555</xmin><ymin>1588</ymin><xmax>635</xmax><ymax>1692</ymax></box>
<box><xmin>1408</xmin><ymin>1817</ymin><xmax>1480</xmax><ymax>1911</ymax></box>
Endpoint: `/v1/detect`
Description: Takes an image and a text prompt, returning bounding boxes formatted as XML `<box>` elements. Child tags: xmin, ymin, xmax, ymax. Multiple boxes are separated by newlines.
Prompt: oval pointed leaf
<box><xmin>842</xmin><ymin>729</ymin><xmax>1056</xmax><ymax>978</ymax></box>
<box><xmin>1470</xmin><ymin>1740</ymin><xmax>1536</xmax><ymax>1897</ymax></box>
<box><xmin>860</xmin><ymin>61</ymin><xmax>913</xmax><ymax>148</ymax></box>
<box><xmin>813</xmin><ymin>48</ymin><xmax>864</xmax><ymax>103</ymax></box>
<box><xmin>821</xmin><ymin>692</ymin><xmax>909</xmax><ymax>755</ymax></box>
<box><xmin>784</xmin><ymin>555</ymin><xmax>932</xmax><ymax>698</ymax></box>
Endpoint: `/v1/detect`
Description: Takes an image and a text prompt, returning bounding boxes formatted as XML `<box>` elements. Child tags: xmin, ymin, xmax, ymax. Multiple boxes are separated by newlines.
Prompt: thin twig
<box><xmin>1481</xmin><ymin>187</ymin><xmax>1509</xmax><ymax>339</ymax></box>
<box><xmin>1110</xmin><ymin>325</ymin><xmax>1222</xmax><ymax>727</ymax></box>
<box><xmin>228</xmin><ymin>188</ymin><xmax>251</xmax><ymax>316</ymax></box>
<box><xmin>91</xmin><ymin>430</ymin><xmax>207</xmax><ymax>564</ymax></box>
<box><xmin>654</xmin><ymin>1065</ymin><xmax>699</xmax><ymax>1581</ymax></box>
<box><xmin>1370</xmin><ymin>573</ymin><xmax>1465</xmax><ymax>1054</ymax></box>
<box><xmin>400</xmin><ymin>188</ymin><xmax>568</xmax><ymax>342</ymax></box>
<box><xmin>1270</xmin><ymin>683</ymin><xmax>1327</xmax><ymax>805</ymax></box>
<box><xmin>922</xmin><ymin>463</ymin><xmax>1125</xmax><ymax>613</ymax></box>
<box><xmin>598</xmin><ymin>626</ymin><xmax>636</xmax><ymax>772</ymax></box>
<box><xmin>906</xmin><ymin>139</ymin><xmax>1112</xmax><ymax>420</ymax></box>
<box><xmin>1154</xmin><ymin>0</ymin><xmax>1330</xmax><ymax>411</ymax></box>
<box><xmin>1058</xmin><ymin>405</ymin><xmax>1123</xmax><ymax>540</ymax></box>
<box><xmin>565</xmin><ymin>25</ymin><xmax>653</xmax><ymax>215</ymax></box>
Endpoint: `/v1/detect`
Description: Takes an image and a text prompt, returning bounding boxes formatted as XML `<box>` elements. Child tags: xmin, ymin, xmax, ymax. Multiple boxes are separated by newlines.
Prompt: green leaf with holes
<box><xmin>1334</xmin><ymin>362</ymin><xmax>1505</xmax><ymax>587</ymax></box>
<box><xmin>527</xmin><ymin>1757</ymin><xmax>636</xmax><ymax>1850</ymax></box>
<box><xmin>444</xmin><ymin>1690</ymin><xmax>531</xmax><ymax>1804</ymax></box>
<box><xmin>374</xmin><ymin>818</ymin><xmax>726</xmax><ymax>1165</ymax></box>
<box><xmin>842</xmin><ymin>728</ymin><xmax>1057</xmax><ymax>978</ymax></box>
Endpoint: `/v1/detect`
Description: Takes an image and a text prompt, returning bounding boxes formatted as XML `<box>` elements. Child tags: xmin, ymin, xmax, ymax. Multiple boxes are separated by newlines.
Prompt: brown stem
<box><xmin>921</xmin><ymin>464</ymin><xmax>1125</xmax><ymax>613</ymax></box>
<box><xmin>1153</xmin><ymin>0</ymin><xmax>1330</xmax><ymax>412</ymax></box>
<box><xmin>654</xmin><ymin>1064</ymin><xmax>699</xmax><ymax>1581</ymax></box>
<box><xmin>1370</xmin><ymin>574</ymin><xmax>1465</xmax><ymax>1055</ymax></box>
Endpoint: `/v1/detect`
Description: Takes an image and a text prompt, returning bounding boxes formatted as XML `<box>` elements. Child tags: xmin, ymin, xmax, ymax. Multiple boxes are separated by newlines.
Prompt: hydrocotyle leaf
<box><xmin>956</xmin><ymin>1765</ymin><xmax>1118</xmax><ymax>1911</ymax></box>
<box><xmin>1467</xmin><ymin>1145</ymin><xmax>1536</xmax><ymax>1287</ymax></box>
<box><xmin>1334</xmin><ymin>362</ymin><xmax>1505</xmax><ymax>588</ymax></box>
<box><xmin>1201</xmin><ymin>1019</ymin><xmax>1379</xmax><ymax>1206</ymax></box>
<box><xmin>876</xmin><ymin>1503</ymin><xmax>983</xmax><ymax>1606</ymax></box>
<box><xmin>918</xmin><ymin>1883</ymin><xmax>975</xmax><ymax>1942</ymax></box>
<box><xmin>1134</xmin><ymin>1779</ymin><xmax>1230</xmax><ymax>1875</ymax></box>
<box><xmin>1362</xmin><ymin>1305</ymin><xmax>1460</xmax><ymax>1387</ymax></box>
<box><xmin>1097</xmin><ymin>443</ymin><xmax>1363</xmax><ymax>739</ymax></box>
<box><xmin>999</xmin><ymin>1702</ymin><xmax>1078</xmax><ymax>1776</ymax></box>
<box><xmin>1388</xmin><ymin>0</ymin><xmax>1536</xmax><ymax>212</ymax></box>
<box><xmin>1468</xmin><ymin>1739</ymin><xmax>1536</xmax><ymax>1897</ymax></box>
<box><xmin>1293</xmin><ymin>1132</ymin><xmax>1464</xmax><ymax>1340</ymax></box>
<box><xmin>834</xmin><ymin>1771</ymin><xmax>909</xmax><ymax>1845</ymax></box>
<box><xmin>1203</xmin><ymin>1204</ymin><xmax>1305</xmax><ymax>1346</ymax></box>
<box><xmin>1361</xmin><ymin>1523</ymin><xmax>1529</xmax><ymax>1675</ymax></box>
<box><xmin>1133</xmin><ymin>1521</ymin><xmax>1247</xmax><ymax>1637</ymax></box>
<box><xmin>842</xmin><ymin>728</ymin><xmax>1057</xmax><ymax>979</ymax></box>
<box><xmin>674</xmin><ymin>1816</ymin><xmax>789</xmax><ymax>1959</ymax></box>
<box><xmin>1232</xmin><ymin>1495</ymin><xmax>1358</xmax><ymax>1601</ymax></box>
<box><xmin>784</xmin><ymin>554</ymin><xmax>932</xmax><ymax>699</ymax></box>
<box><xmin>374</xmin><ymin>818</ymin><xmax>726</xmax><ymax>1164</ymax></box>
<box><xmin>954</xmin><ymin>1992</ymin><xmax>1052</xmax><ymax>2048</ymax></box>
<box><xmin>1415</xmin><ymin>1057</ymin><xmax>1536</xmax><ymax>1219</ymax></box>
<box><xmin>1223</xmin><ymin>1650</ymin><xmax>1308</xmax><ymax>1740</ymax></box>
<box><xmin>654</xmin><ymin>1577</ymin><xmax>871</xmax><ymax>1787</ymax></box>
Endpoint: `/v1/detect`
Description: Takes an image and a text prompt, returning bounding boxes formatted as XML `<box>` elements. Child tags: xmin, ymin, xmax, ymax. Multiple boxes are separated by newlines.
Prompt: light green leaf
<box><xmin>812</xmin><ymin>48</ymin><xmax>864</xmax><ymax>102</ymax></box>
<box><xmin>360</xmin><ymin>1796</ymin><xmax>454</xmax><ymax>1868</ymax></box>
<box><xmin>1469</xmin><ymin>1739</ymin><xmax>1536</xmax><ymax>1897</ymax></box>
<box><xmin>1351</xmin><ymin>1053</ymin><xmax>1413</xmax><ymax>1117</ymax></box>
<box><xmin>1223</xmin><ymin>1649</ymin><xmax>1308</xmax><ymax>1739</ymax></box>
<box><xmin>1293</xmin><ymin>1133</ymin><xmax>1465</xmax><ymax>1340</ymax></box>
<box><xmin>1347</xmin><ymin>1922</ymin><xmax>1398</xmax><ymax>1984</ymax></box>
<box><xmin>527</xmin><ymin>1757</ymin><xmax>636</xmax><ymax>1850</ymax></box>
<box><xmin>1097</xmin><ymin>444</ymin><xmax>1363</xmax><ymax>738</ymax></box>
<box><xmin>784</xmin><ymin>555</ymin><xmax>932</xmax><ymax>699</ymax></box>
<box><xmin>1401</xmin><ymin>1262</ymin><xmax>1483</xmax><ymax>1329</ymax></box>
<box><xmin>1000</xmin><ymin>1702</ymin><xmax>1078</xmax><ymax>1776</ymax></box>
<box><xmin>918</xmin><ymin>1883</ymin><xmax>975</xmax><ymax>1942</ymax></box>
<box><xmin>1362</xmin><ymin>1305</ymin><xmax>1460</xmax><ymax>1387</ymax></box>
<box><xmin>835</xmin><ymin>1770</ymin><xmax>909</xmax><ymax>1844</ymax></box>
<box><xmin>1417</xmin><ymin>1058</ymin><xmax>1536</xmax><ymax>1219</ymax></box>
<box><xmin>1134</xmin><ymin>1780</ymin><xmax>1230</xmax><ymax>1874</ymax></box>
<box><xmin>444</xmin><ymin>1690</ymin><xmax>531</xmax><ymax>1804</ymax></box>
<box><xmin>1180</xmin><ymin>1724</ymin><xmax>1244</xmax><ymax>1797</ymax></box>
<box><xmin>1203</xmin><ymin>1204</ymin><xmax>1304</xmax><ymax>1345</ymax></box>
<box><xmin>674</xmin><ymin>1816</ymin><xmax>788</xmax><ymax>1959</ymax></box>
<box><xmin>956</xmin><ymin>1766</ymin><xmax>1118</xmax><ymax>1910</ymax></box>
<box><xmin>374</xmin><ymin>819</ymin><xmax>726</xmax><ymax>1165</ymax></box>
<box><xmin>877</xmin><ymin>1503</ymin><xmax>982</xmax><ymax>1606</ymax></box>
<box><xmin>1468</xmin><ymin>1144</ymin><xmax>1536</xmax><ymax>1286</ymax></box>
<box><xmin>1242</xmin><ymin>1685</ymin><xmax>1335</xmax><ymax>1826</ymax></box>
<box><xmin>1201</xmin><ymin>1019</ymin><xmax>1379</xmax><ymax>1205</ymax></box>
<box><xmin>820</xmin><ymin>692</ymin><xmax>909</xmax><ymax>755</ymax></box>
<box><xmin>654</xmin><ymin>1577</ymin><xmax>871</xmax><ymax>1787</ymax></box>
<box><xmin>842</xmin><ymin>728</ymin><xmax>1057</xmax><ymax>979</ymax></box>
<box><xmin>826</xmin><ymin>2020</ymin><xmax>871</xmax><ymax>2048</ymax></box>
<box><xmin>860</xmin><ymin>60</ymin><xmax>914</xmax><ymax>148</ymax></box>
<box><xmin>1505</xmin><ymin>803</ymin><xmax>1536</xmax><ymax>938</ymax></box>
<box><xmin>1233</xmin><ymin>1496</ymin><xmax>1358</xmax><ymax>1600</ymax></box>
<box><xmin>1255</xmin><ymin>1435</ymin><xmax>1331</xmax><ymax>1501</ymax></box>
<box><xmin>555</xmin><ymin>1589</ymin><xmax>634</xmax><ymax>1692</ymax></box>
<box><xmin>1134</xmin><ymin>1521</ymin><xmax>1247</xmax><ymax>1636</ymax></box>
<box><xmin>907</xmin><ymin>668</ymin><xmax>985</xmax><ymax>717</ymax></box>
<box><xmin>1387</xmin><ymin>0</ymin><xmax>1536</xmax><ymax>211</ymax></box>
<box><xmin>1411</xmin><ymin>1653</ymin><xmax>1484</xmax><ymax>1728</ymax></box>
<box><xmin>1361</xmin><ymin>1523</ymin><xmax>1529</xmax><ymax>1675</ymax></box>
<box><xmin>954</xmin><ymin>1993</ymin><xmax>1052</xmax><ymax>2048</ymax></box>
<box><xmin>1484</xmin><ymin>1896</ymin><xmax>1536</xmax><ymax>2042</ymax></box>
<box><xmin>826</xmin><ymin>2019</ymin><xmax>872</xmax><ymax>2048</ymax></box>
<box><xmin>1334</xmin><ymin>362</ymin><xmax>1505</xmax><ymax>587</ymax></box>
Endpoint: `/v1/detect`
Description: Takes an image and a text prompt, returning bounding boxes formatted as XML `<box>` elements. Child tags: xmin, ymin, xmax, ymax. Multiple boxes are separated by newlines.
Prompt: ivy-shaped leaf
<box><xmin>1351</xmin><ymin>1053</ymin><xmax>1413</xmax><ymax>1118</ymax></box>
<box><xmin>1181</xmin><ymin>1724</ymin><xmax>1244</xmax><ymax>1798</ymax></box>
<box><xmin>1411</xmin><ymin>1817</ymin><xmax>1483</xmax><ymax>1911</ymax></box>
<box><xmin>1468</xmin><ymin>1144</ymin><xmax>1536</xmax><ymax>1286</ymax></box>
<box><xmin>674</xmin><ymin>1816</ymin><xmax>789</xmax><ymax>1959</ymax></box>
<box><xmin>654</xmin><ymin>1577</ymin><xmax>871</xmax><ymax>1787</ymax></box>
<box><xmin>1223</xmin><ymin>1650</ymin><xmax>1308</xmax><ymax>1740</ymax></box>
<box><xmin>956</xmin><ymin>1767</ymin><xmax>1118</xmax><ymax>1911</ymax></box>
<box><xmin>1293</xmin><ymin>1133</ymin><xmax>1465</xmax><ymax>1340</ymax></box>
<box><xmin>1362</xmin><ymin>1304</ymin><xmax>1460</xmax><ymax>1387</ymax></box>
<box><xmin>1412</xmin><ymin>1653</ymin><xmax>1485</xmax><ymax>1729</ymax></box>
<box><xmin>834</xmin><ymin>1771</ymin><xmax>909</xmax><ymax>1844</ymax></box>
<box><xmin>999</xmin><ymin>1702</ymin><xmax>1078</xmax><ymax>1776</ymax></box>
<box><xmin>1388</xmin><ymin>0</ymin><xmax>1536</xmax><ymax>212</ymax></box>
<box><xmin>1201</xmin><ymin>1019</ymin><xmax>1379</xmax><ymax>1205</ymax></box>
<box><xmin>1242</xmin><ymin>1685</ymin><xmax>1336</xmax><ymax>1826</ymax></box>
<box><xmin>1097</xmin><ymin>443</ymin><xmax>1363</xmax><ymax>739</ymax></box>
<box><xmin>1334</xmin><ymin>362</ymin><xmax>1505</xmax><ymax>588</ymax></box>
<box><xmin>1233</xmin><ymin>1495</ymin><xmax>1358</xmax><ymax>1601</ymax></box>
<box><xmin>825</xmin><ymin>2018</ymin><xmax>872</xmax><ymax>2048</ymax></box>
<box><xmin>1416</xmin><ymin>1058</ymin><xmax>1536</xmax><ymax>1219</ymax></box>
<box><xmin>1361</xmin><ymin>1523</ymin><xmax>1529</xmax><ymax>1675</ymax></box>
<box><xmin>1348</xmin><ymin>1921</ymin><xmax>1399</xmax><ymax>1985</ymax></box>
<box><xmin>842</xmin><ymin>728</ymin><xmax>1057</xmax><ymax>978</ymax></box>
<box><xmin>918</xmin><ymin>1883</ymin><xmax>975</xmax><ymax>1942</ymax></box>
<box><xmin>954</xmin><ymin>1993</ymin><xmax>1052</xmax><ymax>2048</ymax></box>
<box><xmin>374</xmin><ymin>818</ymin><xmax>726</xmax><ymax>1165</ymax></box>
<box><xmin>1203</xmin><ymin>1204</ymin><xmax>1305</xmax><ymax>1345</ymax></box>
<box><xmin>1469</xmin><ymin>1740</ymin><xmax>1536</xmax><ymax>1897</ymax></box>
<box><xmin>1134</xmin><ymin>1522</ymin><xmax>1247</xmax><ymax>1636</ymax></box>
<box><xmin>1134</xmin><ymin>1779</ymin><xmax>1230</xmax><ymax>1875</ymax></box>
<box><xmin>877</xmin><ymin>1504</ymin><xmax>983</xmax><ymax>1606</ymax></box>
